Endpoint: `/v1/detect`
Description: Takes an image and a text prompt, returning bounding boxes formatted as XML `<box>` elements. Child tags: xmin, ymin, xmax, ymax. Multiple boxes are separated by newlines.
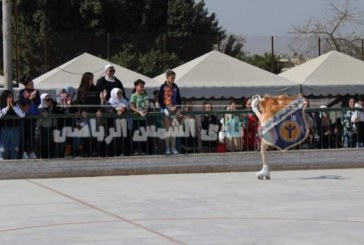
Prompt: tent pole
<box><xmin>271</xmin><ymin>36</ymin><xmax>274</xmax><ymax>73</ymax></box>
<box><xmin>361</xmin><ymin>39</ymin><xmax>364</xmax><ymax>60</ymax></box>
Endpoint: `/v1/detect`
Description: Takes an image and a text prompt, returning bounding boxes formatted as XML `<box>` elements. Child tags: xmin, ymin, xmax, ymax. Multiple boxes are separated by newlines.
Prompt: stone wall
<box><xmin>1</xmin><ymin>149</ymin><xmax>364</xmax><ymax>180</ymax></box>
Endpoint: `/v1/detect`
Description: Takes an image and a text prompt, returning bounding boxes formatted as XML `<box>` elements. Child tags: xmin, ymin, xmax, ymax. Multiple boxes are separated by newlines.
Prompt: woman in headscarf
<box><xmin>107</xmin><ymin>88</ymin><xmax>129</xmax><ymax>113</ymax></box>
<box><xmin>36</xmin><ymin>93</ymin><xmax>59</xmax><ymax>158</ymax></box>
<box><xmin>55</xmin><ymin>86</ymin><xmax>80</xmax><ymax>157</ymax></box>
<box><xmin>104</xmin><ymin>88</ymin><xmax>130</xmax><ymax>156</ymax></box>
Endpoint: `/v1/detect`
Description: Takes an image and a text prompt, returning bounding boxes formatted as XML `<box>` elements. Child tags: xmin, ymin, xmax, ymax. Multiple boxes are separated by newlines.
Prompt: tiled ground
<box><xmin>1</xmin><ymin>169</ymin><xmax>364</xmax><ymax>244</ymax></box>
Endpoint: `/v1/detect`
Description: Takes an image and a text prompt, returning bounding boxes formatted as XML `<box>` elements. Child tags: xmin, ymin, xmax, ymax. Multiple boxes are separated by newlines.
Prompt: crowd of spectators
<box><xmin>1</xmin><ymin>66</ymin><xmax>364</xmax><ymax>160</ymax></box>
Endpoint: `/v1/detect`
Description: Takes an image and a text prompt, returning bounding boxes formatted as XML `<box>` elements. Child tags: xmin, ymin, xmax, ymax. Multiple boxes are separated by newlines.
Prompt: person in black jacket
<box><xmin>96</xmin><ymin>64</ymin><xmax>127</xmax><ymax>101</ymax></box>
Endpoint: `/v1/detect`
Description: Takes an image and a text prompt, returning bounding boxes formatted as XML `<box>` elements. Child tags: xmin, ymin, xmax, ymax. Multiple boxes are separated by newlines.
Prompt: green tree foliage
<box><xmin>220</xmin><ymin>34</ymin><xmax>246</xmax><ymax>60</ymax></box>
<box><xmin>244</xmin><ymin>53</ymin><xmax>284</xmax><ymax>74</ymax></box>
<box><xmin>167</xmin><ymin>0</ymin><xmax>225</xmax><ymax>62</ymax></box>
<box><xmin>110</xmin><ymin>44</ymin><xmax>179</xmax><ymax>77</ymax></box>
<box><xmin>13</xmin><ymin>0</ymin><xmax>224</xmax><ymax>78</ymax></box>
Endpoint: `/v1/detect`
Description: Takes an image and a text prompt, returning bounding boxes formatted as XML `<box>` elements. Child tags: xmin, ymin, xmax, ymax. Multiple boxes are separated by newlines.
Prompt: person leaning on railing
<box><xmin>220</xmin><ymin>101</ymin><xmax>243</xmax><ymax>152</ymax></box>
<box><xmin>55</xmin><ymin>86</ymin><xmax>81</xmax><ymax>158</ymax></box>
<box><xmin>35</xmin><ymin>93</ymin><xmax>60</xmax><ymax>159</ymax></box>
<box><xmin>316</xmin><ymin>105</ymin><xmax>342</xmax><ymax>149</ymax></box>
<box><xmin>178</xmin><ymin>101</ymin><xmax>200</xmax><ymax>154</ymax></box>
<box><xmin>104</xmin><ymin>88</ymin><xmax>130</xmax><ymax>156</ymax></box>
<box><xmin>200</xmin><ymin>101</ymin><xmax>221</xmax><ymax>153</ymax></box>
<box><xmin>149</xmin><ymin>90</ymin><xmax>164</xmax><ymax>155</ymax></box>
<box><xmin>129</xmin><ymin>79</ymin><xmax>149</xmax><ymax>156</ymax></box>
<box><xmin>77</xmin><ymin>72</ymin><xmax>106</xmax><ymax>157</ymax></box>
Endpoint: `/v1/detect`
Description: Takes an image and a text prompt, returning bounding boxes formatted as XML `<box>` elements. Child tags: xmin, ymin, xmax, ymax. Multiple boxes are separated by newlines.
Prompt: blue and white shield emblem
<box><xmin>260</xmin><ymin>97</ymin><xmax>309</xmax><ymax>151</ymax></box>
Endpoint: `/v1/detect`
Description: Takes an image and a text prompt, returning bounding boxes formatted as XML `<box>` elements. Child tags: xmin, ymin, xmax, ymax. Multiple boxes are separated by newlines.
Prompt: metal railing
<box><xmin>0</xmin><ymin>107</ymin><xmax>363</xmax><ymax>160</ymax></box>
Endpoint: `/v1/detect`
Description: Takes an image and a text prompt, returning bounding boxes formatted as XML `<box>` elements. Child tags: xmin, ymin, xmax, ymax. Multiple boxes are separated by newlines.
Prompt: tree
<box><xmin>167</xmin><ymin>0</ymin><xmax>225</xmax><ymax>62</ymax></box>
<box><xmin>244</xmin><ymin>53</ymin><xmax>284</xmax><ymax>74</ymax></box>
<box><xmin>13</xmin><ymin>0</ymin><xmax>224</xmax><ymax>78</ymax></box>
<box><xmin>219</xmin><ymin>34</ymin><xmax>246</xmax><ymax>60</ymax></box>
<box><xmin>290</xmin><ymin>0</ymin><xmax>364</xmax><ymax>57</ymax></box>
<box><xmin>110</xmin><ymin>44</ymin><xmax>179</xmax><ymax>77</ymax></box>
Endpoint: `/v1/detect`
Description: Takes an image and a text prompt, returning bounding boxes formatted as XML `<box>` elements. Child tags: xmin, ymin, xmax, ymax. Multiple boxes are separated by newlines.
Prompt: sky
<box><xmin>204</xmin><ymin>0</ymin><xmax>364</xmax><ymax>55</ymax></box>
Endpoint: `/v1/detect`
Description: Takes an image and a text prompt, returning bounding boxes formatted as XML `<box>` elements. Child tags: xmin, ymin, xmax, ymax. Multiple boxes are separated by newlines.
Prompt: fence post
<box><xmin>318</xmin><ymin>37</ymin><xmax>321</xmax><ymax>56</ymax></box>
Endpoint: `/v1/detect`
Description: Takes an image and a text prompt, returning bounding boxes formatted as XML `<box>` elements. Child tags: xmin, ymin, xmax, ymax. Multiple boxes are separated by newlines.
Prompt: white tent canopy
<box><xmin>279</xmin><ymin>50</ymin><xmax>364</xmax><ymax>96</ymax></box>
<box><xmin>154</xmin><ymin>50</ymin><xmax>299</xmax><ymax>98</ymax></box>
<box><xmin>33</xmin><ymin>52</ymin><xmax>160</xmax><ymax>95</ymax></box>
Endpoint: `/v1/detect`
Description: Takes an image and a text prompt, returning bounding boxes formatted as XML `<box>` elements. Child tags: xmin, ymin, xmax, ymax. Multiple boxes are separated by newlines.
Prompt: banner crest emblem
<box><xmin>259</xmin><ymin>96</ymin><xmax>309</xmax><ymax>151</ymax></box>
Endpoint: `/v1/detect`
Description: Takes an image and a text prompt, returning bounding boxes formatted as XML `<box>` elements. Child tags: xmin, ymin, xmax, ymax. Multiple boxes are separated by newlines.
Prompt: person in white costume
<box><xmin>251</xmin><ymin>95</ymin><xmax>309</xmax><ymax>180</ymax></box>
<box><xmin>251</xmin><ymin>95</ymin><xmax>271</xmax><ymax>180</ymax></box>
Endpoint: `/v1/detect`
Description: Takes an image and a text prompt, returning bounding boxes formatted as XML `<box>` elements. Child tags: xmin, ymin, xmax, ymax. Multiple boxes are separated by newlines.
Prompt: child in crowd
<box><xmin>158</xmin><ymin>70</ymin><xmax>182</xmax><ymax>155</ymax></box>
<box><xmin>179</xmin><ymin>101</ymin><xmax>200</xmax><ymax>153</ymax></box>
<box><xmin>220</xmin><ymin>101</ymin><xmax>243</xmax><ymax>152</ymax></box>
<box><xmin>130</xmin><ymin>79</ymin><xmax>149</xmax><ymax>155</ymax></box>
<box><xmin>201</xmin><ymin>101</ymin><xmax>221</xmax><ymax>153</ymax></box>
<box><xmin>149</xmin><ymin>90</ymin><xmax>164</xmax><ymax>154</ymax></box>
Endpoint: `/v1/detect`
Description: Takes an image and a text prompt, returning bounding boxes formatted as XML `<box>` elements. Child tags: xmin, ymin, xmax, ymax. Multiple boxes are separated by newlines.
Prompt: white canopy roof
<box><xmin>154</xmin><ymin>50</ymin><xmax>300</xmax><ymax>98</ymax></box>
<box><xmin>279</xmin><ymin>50</ymin><xmax>364</xmax><ymax>96</ymax></box>
<box><xmin>33</xmin><ymin>53</ymin><xmax>160</xmax><ymax>91</ymax></box>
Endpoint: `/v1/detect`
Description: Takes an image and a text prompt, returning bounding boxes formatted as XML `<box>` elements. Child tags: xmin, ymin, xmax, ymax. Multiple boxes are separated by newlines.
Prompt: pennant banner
<box><xmin>260</xmin><ymin>96</ymin><xmax>309</xmax><ymax>151</ymax></box>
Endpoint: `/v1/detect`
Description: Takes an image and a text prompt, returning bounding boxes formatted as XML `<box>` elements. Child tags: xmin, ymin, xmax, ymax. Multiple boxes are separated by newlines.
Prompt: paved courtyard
<box><xmin>1</xmin><ymin>168</ymin><xmax>364</xmax><ymax>244</ymax></box>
